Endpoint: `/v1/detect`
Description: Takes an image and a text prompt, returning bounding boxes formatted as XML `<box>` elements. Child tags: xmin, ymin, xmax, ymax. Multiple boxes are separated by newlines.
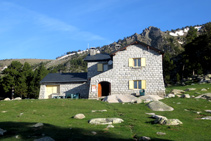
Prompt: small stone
<box><xmin>196</xmin><ymin>111</ymin><xmax>201</xmax><ymax>114</ymax></box>
<box><xmin>201</xmin><ymin>88</ymin><xmax>207</xmax><ymax>91</ymax></box>
<box><xmin>167</xmin><ymin>93</ymin><xmax>175</xmax><ymax>98</ymax></box>
<box><xmin>89</xmin><ymin>118</ymin><xmax>124</xmax><ymax>125</ymax></box>
<box><xmin>73</xmin><ymin>114</ymin><xmax>85</xmax><ymax>119</ymax></box>
<box><xmin>182</xmin><ymin>94</ymin><xmax>190</xmax><ymax>98</ymax></box>
<box><xmin>31</xmin><ymin>123</ymin><xmax>43</xmax><ymax>128</ymax></box>
<box><xmin>177</xmin><ymin>102</ymin><xmax>181</xmax><ymax>104</ymax></box>
<box><xmin>1</xmin><ymin>111</ymin><xmax>7</xmax><ymax>113</ymax></box>
<box><xmin>0</xmin><ymin>128</ymin><xmax>7</xmax><ymax>135</ymax></box>
<box><xmin>91</xmin><ymin>131</ymin><xmax>97</xmax><ymax>135</ymax></box>
<box><xmin>91</xmin><ymin>110</ymin><xmax>107</xmax><ymax>113</ymax></box>
<box><xmin>205</xmin><ymin>110</ymin><xmax>211</xmax><ymax>113</ymax></box>
<box><xmin>185</xmin><ymin>88</ymin><xmax>196</xmax><ymax>91</ymax></box>
<box><xmin>107</xmin><ymin>125</ymin><xmax>114</xmax><ymax>128</ymax></box>
<box><xmin>170</xmin><ymin>89</ymin><xmax>185</xmax><ymax>95</ymax></box>
<box><xmin>15</xmin><ymin>135</ymin><xmax>19</xmax><ymax>139</ymax></box>
<box><xmin>156</xmin><ymin>132</ymin><xmax>166</xmax><ymax>135</ymax></box>
<box><xmin>139</xmin><ymin>136</ymin><xmax>151</xmax><ymax>141</ymax></box>
<box><xmin>176</xmin><ymin>95</ymin><xmax>182</xmax><ymax>98</ymax></box>
<box><xmin>201</xmin><ymin>116</ymin><xmax>211</xmax><ymax>120</ymax></box>
<box><xmin>145</xmin><ymin>113</ymin><xmax>155</xmax><ymax>116</ymax></box>
<box><xmin>166</xmin><ymin>119</ymin><xmax>183</xmax><ymax>125</ymax></box>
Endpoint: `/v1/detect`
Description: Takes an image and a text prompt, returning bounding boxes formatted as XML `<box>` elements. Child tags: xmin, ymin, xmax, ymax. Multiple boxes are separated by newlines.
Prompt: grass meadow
<box><xmin>0</xmin><ymin>83</ymin><xmax>211</xmax><ymax>140</ymax></box>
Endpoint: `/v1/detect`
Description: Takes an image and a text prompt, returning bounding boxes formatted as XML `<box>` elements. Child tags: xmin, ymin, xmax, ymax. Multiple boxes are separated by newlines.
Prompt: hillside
<box><xmin>0</xmin><ymin>59</ymin><xmax>52</xmax><ymax>72</ymax></box>
<box><xmin>100</xmin><ymin>24</ymin><xmax>205</xmax><ymax>55</ymax></box>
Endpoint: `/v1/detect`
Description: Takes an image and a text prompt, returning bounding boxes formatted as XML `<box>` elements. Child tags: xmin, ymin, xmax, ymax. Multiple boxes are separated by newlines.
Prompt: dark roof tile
<box><xmin>84</xmin><ymin>53</ymin><xmax>111</xmax><ymax>62</ymax></box>
<box><xmin>40</xmin><ymin>73</ymin><xmax>87</xmax><ymax>83</ymax></box>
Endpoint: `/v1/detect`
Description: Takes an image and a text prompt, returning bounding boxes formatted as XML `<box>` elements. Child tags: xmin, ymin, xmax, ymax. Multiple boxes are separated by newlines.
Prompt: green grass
<box><xmin>0</xmin><ymin>83</ymin><xmax>211</xmax><ymax>140</ymax></box>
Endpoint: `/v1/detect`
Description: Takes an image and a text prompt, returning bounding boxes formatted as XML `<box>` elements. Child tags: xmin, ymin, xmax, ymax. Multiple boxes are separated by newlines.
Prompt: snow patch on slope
<box><xmin>169</xmin><ymin>26</ymin><xmax>202</xmax><ymax>37</ymax></box>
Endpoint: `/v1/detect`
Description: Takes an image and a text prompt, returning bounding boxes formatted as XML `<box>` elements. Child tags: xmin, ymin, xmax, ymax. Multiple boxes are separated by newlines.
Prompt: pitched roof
<box><xmin>84</xmin><ymin>53</ymin><xmax>111</xmax><ymax>62</ymax></box>
<box><xmin>40</xmin><ymin>73</ymin><xmax>87</xmax><ymax>84</ymax></box>
<box><xmin>110</xmin><ymin>41</ymin><xmax>164</xmax><ymax>56</ymax></box>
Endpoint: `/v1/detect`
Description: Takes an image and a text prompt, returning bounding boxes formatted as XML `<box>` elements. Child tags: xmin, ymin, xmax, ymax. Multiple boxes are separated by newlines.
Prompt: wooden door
<box><xmin>98</xmin><ymin>83</ymin><xmax>102</xmax><ymax>97</ymax></box>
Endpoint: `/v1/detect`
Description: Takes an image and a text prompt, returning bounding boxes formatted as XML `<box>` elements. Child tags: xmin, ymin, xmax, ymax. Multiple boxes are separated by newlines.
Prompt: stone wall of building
<box><xmin>38</xmin><ymin>85</ymin><xmax>46</xmax><ymax>99</ymax></box>
<box><xmin>39</xmin><ymin>82</ymin><xmax>89</xmax><ymax>99</ymax></box>
<box><xmin>60</xmin><ymin>83</ymin><xmax>89</xmax><ymax>98</ymax></box>
<box><xmin>88</xmin><ymin>44</ymin><xmax>165</xmax><ymax>99</ymax></box>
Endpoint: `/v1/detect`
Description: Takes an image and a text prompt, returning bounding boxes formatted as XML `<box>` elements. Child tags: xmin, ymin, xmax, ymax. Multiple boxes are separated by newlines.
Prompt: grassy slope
<box><xmin>0</xmin><ymin>84</ymin><xmax>211</xmax><ymax>141</ymax></box>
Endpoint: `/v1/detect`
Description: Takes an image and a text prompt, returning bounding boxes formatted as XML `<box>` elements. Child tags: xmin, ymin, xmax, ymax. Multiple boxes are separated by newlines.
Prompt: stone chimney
<box><xmin>90</xmin><ymin>47</ymin><xmax>97</xmax><ymax>56</ymax></box>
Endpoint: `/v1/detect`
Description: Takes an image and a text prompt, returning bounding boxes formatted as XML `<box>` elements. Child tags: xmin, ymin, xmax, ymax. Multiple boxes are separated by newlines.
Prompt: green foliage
<box><xmin>163</xmin><ymin>52</ymin><xmax>175</xmax><ymax>84</ymax></box>
<box><xmin>49</xmin><ymin>54</ymin><xmax>87</xmax><ymax>73</ymax></box>
<box><xmin>186</xmin><ymin>26</ymin><xmax>198</xmax><ymax>44</ymax></box>
<box><xmin>0</xmin><ymin>88</ymin><xmax>211</xmax><ymax>141</ymax></box>
<box><xmin>0</xmin><ymin>61</ymin><xmax>49</xmax><ymax>99</ymax></box>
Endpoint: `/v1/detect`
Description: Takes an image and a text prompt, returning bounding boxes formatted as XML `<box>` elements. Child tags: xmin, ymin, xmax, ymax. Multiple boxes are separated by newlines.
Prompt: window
<box><xmin>129</xmin><ymin>58</ymin><xmax>146</xmax><ymax>67</ymax></box>
<box><xmin>129</xmin><ymin>80</ymin><xmax>146</xmax><ymax>89</ymax></box>
<box><xmin>97</xmin><ymin>64</ymin><xmax>103</xmax><ymax>72</ymax></box>
<box><xmin>97</xmin><ymin>63</ymin><xmax>108</xmax><ymax>72</ymax></box>
<box><xmin>134</xmin><ymin>58</ymin><xmax>141</xmax><ymax>67</ymax></box>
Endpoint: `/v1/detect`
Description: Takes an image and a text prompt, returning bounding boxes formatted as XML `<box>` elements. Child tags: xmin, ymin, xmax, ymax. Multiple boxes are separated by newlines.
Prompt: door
<box><xmin>98</xmin><ymin>83</ymin><xmax>102</xmax><ymax>97</ymax></box>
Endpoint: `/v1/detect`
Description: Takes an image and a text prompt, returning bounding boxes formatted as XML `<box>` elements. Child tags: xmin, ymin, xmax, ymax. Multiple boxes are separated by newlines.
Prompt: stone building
<box><xmin>39</xmin><ymin>41</ymin><xmax>165</xmax><ymax>99</ymax></box>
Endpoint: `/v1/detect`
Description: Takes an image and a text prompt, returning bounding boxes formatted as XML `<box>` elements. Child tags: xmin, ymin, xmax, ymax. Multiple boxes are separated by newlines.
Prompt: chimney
<box><xmin>90</xmin><ymin>47</ymin><xmax>97</xmax><ymax>56</ymax></box>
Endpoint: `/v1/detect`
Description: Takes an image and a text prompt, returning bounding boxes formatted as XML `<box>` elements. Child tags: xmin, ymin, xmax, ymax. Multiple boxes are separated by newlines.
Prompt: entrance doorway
<box><xmin>98</xmin><ymin>81</ymin><xmax>111</xmax><ymax>97</ymax></box>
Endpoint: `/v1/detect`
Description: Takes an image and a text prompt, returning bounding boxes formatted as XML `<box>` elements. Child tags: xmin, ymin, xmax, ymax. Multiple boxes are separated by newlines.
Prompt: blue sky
<box><xmin>0</xmin><ymin>0</ymin><xmax>210</xmax><ymax>60</ymax></box>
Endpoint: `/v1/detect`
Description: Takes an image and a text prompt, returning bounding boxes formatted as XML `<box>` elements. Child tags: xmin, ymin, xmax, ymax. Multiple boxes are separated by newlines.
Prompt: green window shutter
<box><xmin>141</xmin><ymin>80</ymin><xmax>146</xmax><ymax>89</ymax></box>
<box><xmin>141</xmin><ymin>58</ymin><xmax>146</xmax><ymax>67</ymax></box>
<box><xmin>129</xmin><ymin>58</ymin><xmax>134</xmax><ymax>67</ymax></box>
<box><xmin>97</xmin><ymin>64</ymin><xmax>103</xmax><ymax>72</ymax></box>
<box><xmin>129</xmin><ymin>80</ymin><xmax>134</xmax><ymax>89</ymax></box>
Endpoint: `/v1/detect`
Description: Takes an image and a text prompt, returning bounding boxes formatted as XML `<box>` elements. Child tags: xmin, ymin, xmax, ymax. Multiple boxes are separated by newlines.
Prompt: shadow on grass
<box><xmin>0</xmin><ymin>122</ymin><xmax>129</xmax><ymax>141</ymax></box>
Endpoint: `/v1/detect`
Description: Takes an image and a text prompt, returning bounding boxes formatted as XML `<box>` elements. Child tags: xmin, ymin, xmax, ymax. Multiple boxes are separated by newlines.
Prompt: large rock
<box><xmin>166</xmin><ymin>93</ymin><xmax>175</xmax><ymax>98</ymax></box>
<box><xmin>103</xmin><ymin>94</ymin><xmax>137</xmax><ymax>103</ymax></box>
<box><xmin>4</xmin><ymin>98</ymin><xmax>10</xmax><ymax>101</ymax></box>
<box><xmin>166</xmin><ymin>119</ymin><xmax>183</xmax><ymax>125</ymax></box>
<box><xmin>14</xmin><ymin>97</ymin><xmax>22</xmax><ymax>100</ymax></box>
<box><xmin>152</xmin><ymin>115</ymin><xmax>182</xmax><ymax>125</ymax></box>
<box><xmin>89</xmin><ymin>118</ymin><xmax>124</xmax><ymax>125</ymax></box>
<box><xmin>201</xmin><ymin>116</ymin><xmax>211</xmax><ymax>120</ymax></box>
<box><xmin>170</xmin><ymin>89</ymin><xmax>185</xmax><ymax>95</ymax></box>
<box><xmin>148</xmin><ymin>101</ymin><xmax>174</xmax><ymax>111</ymax></box>
<box><xmin>205</xmin><ymin>110</ymin><xmax>211</xmax><ymax>113</ymax></box>
<box><xmin>195</xmin><ymin>93</ymin><xmax>211</xmax><ymax>100</ymax></box>
<box><xmin>73</xmin><ymin>114</ymin><xmax>85</xmax><ymax>119</ymax></box>
<box><xmin>154</xmin><ymin>116</ymin><xmax>168</xmax><ymax>124</ymax></box>
<box><xmin>139</xmin><ymin>136</ymin><xmax>151</xmax><ymax>141</ymax></box>
<box><xmin>139</xmin><ymin>95</ymin><xmax>163</xmax><ymax>102</ymax></box>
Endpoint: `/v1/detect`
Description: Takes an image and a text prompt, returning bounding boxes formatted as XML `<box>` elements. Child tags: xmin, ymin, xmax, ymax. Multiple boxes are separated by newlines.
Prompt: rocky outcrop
<box><xmin>148</xmin><ymin>101</ymin><xmax>174</xmax><ymax>111</ymax></box>
<box><xmin>89</xmin><ymin>118</ymin><xmax>124</xmax><ymax>125</ymax></box>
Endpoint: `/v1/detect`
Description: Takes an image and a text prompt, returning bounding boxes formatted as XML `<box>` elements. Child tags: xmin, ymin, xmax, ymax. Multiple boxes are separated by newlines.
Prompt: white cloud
<box><xmin>0</xmin><ymin>1</ymin><xmax>107</xmax><ymax>42</ymax></box>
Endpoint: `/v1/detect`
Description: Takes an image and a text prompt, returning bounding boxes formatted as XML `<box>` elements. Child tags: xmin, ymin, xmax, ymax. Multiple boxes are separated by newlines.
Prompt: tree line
<box><xmin>0</xmin><ymin>62</ymin><xmax>49</xmax><ymax>99</ymax></box>
<box><xmin>163</xmin><ymin>22</ymin><xmax>211</xmax><ymax>84</ymax></box>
